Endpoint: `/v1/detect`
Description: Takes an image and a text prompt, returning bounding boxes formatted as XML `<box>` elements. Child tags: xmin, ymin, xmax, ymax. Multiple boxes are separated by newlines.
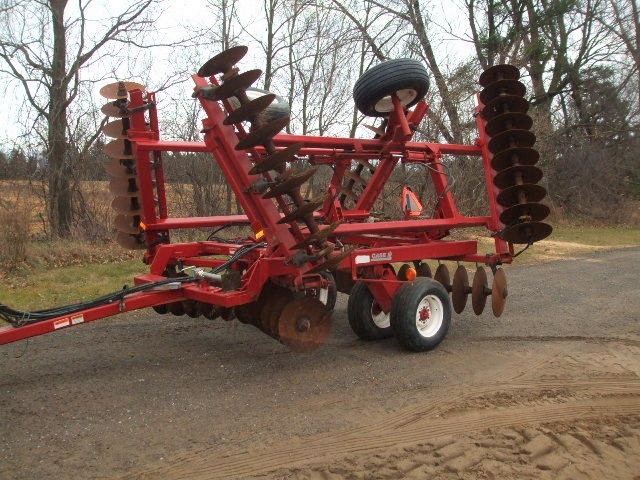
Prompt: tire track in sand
<box><xmin>123</xmin><ymin>379</ymin><xmax>640</xmax><ymax>480</ymax></box>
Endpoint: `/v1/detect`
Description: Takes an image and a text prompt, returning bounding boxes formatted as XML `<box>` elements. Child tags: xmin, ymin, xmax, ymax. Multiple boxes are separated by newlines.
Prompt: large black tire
<box><xmin>229</xmin><ymin>87</ymin><xmax>290</xmax><ymax>123</ymax></box>
<box><xmin>347</xmin><ymin>281</ymin><xmax>393</xmax><ymax>340</ymax></box>
<box><xmin>390</xmin><ymin>278</ymin><xmax>451</xmax><ymax>352</ymax></box>
<box><xmin>306</xmin><ymin>271</ymin><xmax>337</xmax><ymax>312</ymax></box>
<box><xmin>353</xmin><ymin>59</ymin><xmax>430</xmax><ymax>117</ymax></box>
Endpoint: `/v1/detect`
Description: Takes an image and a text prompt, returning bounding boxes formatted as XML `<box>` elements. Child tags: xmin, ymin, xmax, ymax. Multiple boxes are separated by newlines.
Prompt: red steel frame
<box><xmin>0</xmin><ymin>78</ymin><xmax>514</xmax><ymax>345</ymax></box>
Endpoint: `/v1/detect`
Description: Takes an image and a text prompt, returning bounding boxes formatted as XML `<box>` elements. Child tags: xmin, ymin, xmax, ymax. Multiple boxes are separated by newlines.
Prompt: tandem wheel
<box><xmin>347</xmin><ymin>281</ymin><xmax>393</xmax><ymax>340</ymax></box>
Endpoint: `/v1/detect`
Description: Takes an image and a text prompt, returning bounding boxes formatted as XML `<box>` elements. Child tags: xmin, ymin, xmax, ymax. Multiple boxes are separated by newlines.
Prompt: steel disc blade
<box><xmin>307</xmin><ymin>246</ymin><xmax>356</xmax><ymax>274</ymax></box>
<box><xmin>491</xmin><ymin>147</ymin><xmax>540</xmax><ymax>171</ymax></box>
<box><xmin>111</xmin><ymin>196</ymin><xmax>141</xmax><ymax>215</ymax></box>
<box><xmin>198</xmin><ymin>46</ymin><xmax>249</xmax><ymax>77</ymax></box>
<box><xmin>292</xmin><ymin>220</ymin><xmax>344</xmax><ymax>250</ymax></box>
<box><xmin>102</xmin><ymin>119</ymin><xmax>128</xmax><ymax>139</ymax></box>
<box><xmin>498</xmin><ymin>221</ymin><xmax>552</xmax><ymax>244</ymax></box>
<box><xmin>497</xmin><ymin>183</ymin><xmax>547</xmax><ymax>207</ymax></box>
<box><xmin>485</xmin><ymin>112</ymin><xmax>533</xmax><ymax>137</ymax></box>
<box><xmin>434</xmin><ymin>264</ymin><xmax>451</xmax><ymax>291</ymax></box>
<box><xmin>99</xmin><ymin>81</ymin><xmax>146</xmax><ymax>100</ymax></box>
<box><xmin>493</xmin><ymin>165</ymin><xmax>543</xmax><ymax>190</ymax></box>
<box><xmin>109</xmin><ymin>178</ymin><xmax>139</xmax><ymax>196</ymax></box>
<box><xmin>236</xmin><ymin>116</ymin><xmax>290</xmax><ymax>150</ymax></box>
<box><xmin>500</xmin><ymin>202</ymin><xmax>550</xmax><ymax>225</ymax></box>
<box><xmin>277</xmin><ymin>297</ymin><xmax>332</xmax><ymax>353</ymax></box>
<box><xmin>224</xmin><ymin>93</ymin><xmax>276</xmax><ymax>125</ymax></box>
<box><xmin>168</xmin><ymin>301</ymin><xmax>185</xmax><ymax>316</ymax></box>
<box><xmin>249</xmin><ymin>143</ymin><xmax>303</xmax><ymax>175</ymax></box>
<box><xmin>340</xmin><ymin>187</ymin><xmax>359</xmax><ymax>202</ymax></box>
<box><xmin>114</xmin><ymin>214</ymin><xmax>141</xmax><ymax>234</ymax></box>
<box><xmin>491</xmin><ymin>269</ymin><xmax>508</xmax><ymax>317</ymax></box>
<box><xmin>480</xmin><ymin>79</ymin><xmax>527</xmax><ymax>105</ymax></box>
<box><xmin>104</xmin><ymin>139</ymin><xmax>134</xmax><ymax>159</ymax></box>
<box><xmin>263</xmin><ymin>168</ymin><xmax>317</xmax><ymax>199</ymax></box>
<box><xmin>354</xmin><ymin>157</ymin><xmax>376</xmax><ymax>172</ymax></box>
<box><xmin>211</xmin><ymin>69</ymin><xmax>262</xmax><ymax>100</ymax></box>
<box><xmin>451</xmin><ymin>265</ymin><xmax>469</xmax><ymax>314</ymax></box>
<box><xmin>479</xmin><ymin>64</ymin><xmax>520</xmax><ymax>88</ymax></box>
<box><xmin>416</xmin><ymin>261</ymin><xmax>432</xmax><ymax>277</ymax></box>
<box><xmin>277</xmin><ymin>199</ymin><xmax>324</xmax><ymax>224</ymax></box>
<box><xmin>481</xmin><ymin>95</ymin><xmax>529</xmax><ymax>121</ymax></box>
<box><xmin>104</xmin><ymin>160</ymin><xmax>135</xmax><ymax>178</ymax></box>
<box><xmin>116</xmin><ymin>231</ymin><xmax>145</xmax><ymax>250</ymax></box>
<box><xmin>472</xmin><ymin>267</ymin><xmax>489</xmax><ymax>315</ymax></box>
<box><xmin>344</xmin><ymin>170</ymin><xmax>367</xmax><ymax>186</ymax></box>
<box><xmin>101</xmin><ymin>101</ymin><xmax>129</xmax><ymax>118</ymax></box>
<box><xmin>488</xmin><ymin>129</ymin><xmax>536</xmax><ymax>154</ymax></box>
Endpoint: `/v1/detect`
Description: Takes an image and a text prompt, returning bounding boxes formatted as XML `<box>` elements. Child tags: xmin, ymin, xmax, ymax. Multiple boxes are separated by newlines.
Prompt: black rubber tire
<box><xmin>390</xmin><ymin>278</ymin><xmax>451</xmax><ymax>352</ymax></box>
<box><xmin>353</xmin><ymin>58</ymin><xmax>430</xmax><ymax>117</ymax></box>
<box><xmin>347</xmin><ymin>281</ymin><xmax>393</xmax><ymax>340</ymax></box>
<box><xmin>306</xmin><ymin>271</ymin><xmax>337</xmax><ymax>312</ymax></box>
<box><xmin>229</xmin><ymin>87</ymin><xmax>290</xmax><ymax>123</ymax></box>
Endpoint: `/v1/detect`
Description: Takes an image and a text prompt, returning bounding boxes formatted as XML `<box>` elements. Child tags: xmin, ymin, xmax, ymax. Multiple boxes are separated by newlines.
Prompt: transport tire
<box><xmin>353</xmin><ymin>58</ymin><xmax>430</xmax><ymax>117</ymax></box>
<box><xmin>306</xmin><ymin>271</ymin><xmax>337</xmax><ymax>312</ymax></box>
<box><xmin>390</xmin><ymin>278</ymin><xmax>451</xmax><ymax>352</ymax></box>
<box><xmin>229</xmin><ymin>87</ymin><xmax>290</xmax><ymax>123</ymax></box>
<box><xmin>347</xmin><ymin>281</ymin><xmax>393</xmax><ymax>340</ymax></box>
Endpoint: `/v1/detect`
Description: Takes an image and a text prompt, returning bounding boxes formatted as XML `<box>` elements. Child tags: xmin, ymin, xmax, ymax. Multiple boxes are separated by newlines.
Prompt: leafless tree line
<box><xmin>0</xmin><ymin>0</ymin><xmax>638</xmax><ymax>241</ymax></box>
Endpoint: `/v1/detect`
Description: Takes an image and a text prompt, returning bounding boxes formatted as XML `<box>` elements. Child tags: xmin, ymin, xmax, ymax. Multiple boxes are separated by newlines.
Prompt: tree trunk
<box><xmin>48</xmin><ymin>0</ymin><xmax>72</xmax><ymax>237</ymax></box>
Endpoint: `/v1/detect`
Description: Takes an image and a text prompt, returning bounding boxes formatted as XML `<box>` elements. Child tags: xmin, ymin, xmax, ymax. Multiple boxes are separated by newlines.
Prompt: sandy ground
<box><xmin>1</xmin><ymin>247</ymin><xmax>639</xmax><ymax>479</ymax></box>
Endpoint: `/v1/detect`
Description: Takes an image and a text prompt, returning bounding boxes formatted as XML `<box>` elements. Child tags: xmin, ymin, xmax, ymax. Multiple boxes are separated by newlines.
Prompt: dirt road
<box><xmin>2</xmin><ymin>247</ymin><xmax>639</xmax><ymax>479</ymax></box>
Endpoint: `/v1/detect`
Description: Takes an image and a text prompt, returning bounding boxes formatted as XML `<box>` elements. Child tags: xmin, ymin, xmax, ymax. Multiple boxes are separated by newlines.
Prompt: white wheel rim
<box><xmin>374</xmin><ymin>88</ymin><xmax>418</xmax><ymax>113</ymax></box>
<box><xmin>415</xmin><ymin>294</ymin><xmax>444</xmax><ymax>338</ymax></box>
<box><xmin>371</xmin><ymin>303</ymin><xmax>390</xmax><ymax>329</ymax></box>
<box><xmin>318</xmin><ymin>288</ymin><xmax>329</xmax><ymax>305</ymax></box>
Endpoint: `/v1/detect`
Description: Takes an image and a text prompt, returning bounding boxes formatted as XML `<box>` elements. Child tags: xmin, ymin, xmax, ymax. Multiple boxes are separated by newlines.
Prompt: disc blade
<box><xmin>116</xmin><ymin>231</ymin><xmax>145</xmax><ymax>250</ymax></box>
<box><xmin>416</xmin><ymin>261</ymin><xmax>432</xmax><ymax>278</ymax></box>
<box><xmin>472</xmin><ymin>266</ymin><xmax>489</xmax><ymax>315</ymax></box>
<box><xmin>104</xmin><ymin>139</ymin><xmax>134</xmax><ymax>159</ymax></box>
<box><xmin>277</xmin><ymin>297</ymin><xmax>332</xmax><ymax>353</ymax></box>
<box><xmin>354</xmin><ymin>157</ymin><xmax>376</xmax><ymax>172</ymax></box>
<box><xmin>481</xmin><ymin>95</ymin><xmax>529</xmax><ymax>121</ymax></box>
<box><xmin>198</xmin><ymin>46</ymin><xmax>249</xmax><ymax>77</ymax></box>
<box><xmin>364</xmin><ymin>124</ymin><xmax>386</xmax><ymax>137</ymax></box>
<box><xmin>277</xmin><ymin>199</ymin><xmax>324</xmax><ymax>224</ymax></box>
<box><xmin>306</xmin><ymin>245</ymin><xmax>356</xmax><ymax>274</ymax></box>
<box><xmin>499</xmin><ymin>202</ymin><xmax>550</xmax><ymax>225</ymax></box>
<box><xmin>109</xmin><ymin>178</ymin><xmax>139</xmax><ymax>196</ymax></box>
<box><xmin>485</xmin><ymin>112</ymin><xmax>533</xmax><ymax>137</ymax></box>
<box><xmin>292</xmin><ymin>220</ymin><xmax>344</xmax><ymax>249</ymax></box>
<box><xmin>104</xmin><ymin>160</ymin><xmax>135</xmax><ymax>178</ymax></box>
<box><xmin>102</xmin><ymin>119</ymin><xmax>128</xmax><ymax>139</ymax></box>
<box><xmin>211</xmin><ymin>69</ymin><xmax>262</xmax><ymax>100</ymax></box>
<box><xmin>111</xmin><ymin>196</ymin><xmax>141</xmax><ymax>215</ymax></box>
<box><xmin>479</xmin><ymin>64</ymin><xmax>520</xmax><ymax>88</ymax></box>
<box><xmin>236</xmin><ymin>116</ymin><xmax>290</xmax><ymax>150</ymax></box>
<box><xmin>101</xmin><ymin>101</ymin><xmax>129</xmax><ymax>118</ymax></box>
<box><xmin>340</xmin><ymin>187</ymin><xmax>358</xmax><ymax>201</ymax></box>
<box><xmin>491</xmin><ymin>269</ymin><xmax>508</xmax><ymax>317</ymax></box>
<box><xmin>491</xmin><ymin>147</ymin><xmax>540</xmax><ymax>171</ymax></box>
<box><xmin>451</xmin><ymin>265</ymin><xmax>469</xmax><ymax>314</ymax></box>
<box><xmin>344</xmin><ymin>170</ymin><xmax>368</xmax><ymax>186</ymax></box>
<box><xmin>497</xmin><ymin>183</ymin><xmax>547</xmax><ymax>207</ymax></box>
<box><xmin>480</xmin><ymin>79</ymin><xmax>527</xmax><ymax>105</ymax></box>
<box><xmin>493</xmin><ymin>165</ymin><xmax>543</xmax><ymax>189</ymax></box>
<box><xmin>434</xmin><ymin>264</ymin><xmax>451</xmax><ymax>291</ymax></box>
<box><xmin>99</xmin><ymin>81</ymin><xmax>146</xmax><ymax>100</ymax></box>
<box><xmin>114</xmin><ymin>214</ymin><xmax>141</xmax><ymax>234</ymax></box>
<box><xmin>497</xmin><ymin>221</ymin><xmax>552</xmax><ymax>244</ymax></box>
<box><xmin>224</xmin><ymin>93</ymin><xmax>276</xmax><ymax>125</ymax></box>
<box><xmin>168</xmin><ymin>301</ymin><xmax>185</xmax><ymax>316</ymax></box>
<box><xmin>488</xmin><ymin>129</ymin><xmax>536</xmax><ymax>154</ymax></box>
<box><xmin>263</xmin><ymin>167</ymin><xmax>317</xmax><ymax>199</ymax></box>
<box><xmin>248</xmin><ymin>143</ymin><xmax>303</xmax><ymax>175</ymax></box>
<box><xmin>259</xmin><ymin>283</ymin><xmax>295</xmax><ymax>337</ymax></box>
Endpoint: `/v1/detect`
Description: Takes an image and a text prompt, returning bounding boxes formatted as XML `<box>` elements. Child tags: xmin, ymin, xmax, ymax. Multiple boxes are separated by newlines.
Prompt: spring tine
<box><xmin>277</xmin><ymin>199</ymin><xmax>324</xmax><ymax>224</ymax></box>
<box><xmin>198</xmin><ymin>46</ymin><xmax>248</xmax><ymax>77</ymax></box>
<box><xmin>248</xmin><ymin>143</ymin><xmax>303</xmax><ymax>175</ymax></box>
<box><xmin>262</xmin><ymin>168</ymin><xmax>317</xmax><ymax>199</ymax></box>
<box><xmin>224</xmin><ymin>93</ymin><xmax>276</xmax><ymax>125</ymax></box>
<box><xmin>236</xmin><ymin>116</ymin><xmax>290</xmax><ymax>150</ymax></box>
<box><xmin>344</xmin><ymin>170</ymin><xmax>367</xmax><ymax>186</ymax></box>
<box><xmin>210</xmin><ymin>69</ymin><xmax>262</xmax><ymax>100</ymax></box>
<box><xmin>99</xmin><ymin>81</ymin><xmax>146</xmax><ymax>100</ymax></box>
<box><xmin>292</xmin><ymin>220</ymin><xmax>344</xmax><ymax>250</ymax></box>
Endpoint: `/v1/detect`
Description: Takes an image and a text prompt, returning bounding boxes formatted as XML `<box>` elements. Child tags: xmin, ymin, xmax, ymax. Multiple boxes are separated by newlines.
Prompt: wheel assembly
<box><xmin>347</xmin><ymin>281</ymin><xmax>393</xmax><ymax>340</ymax></box>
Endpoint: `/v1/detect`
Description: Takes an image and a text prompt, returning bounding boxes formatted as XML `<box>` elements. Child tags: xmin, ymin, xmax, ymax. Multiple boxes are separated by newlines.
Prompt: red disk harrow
<box><xmin>0</xmin><ymin>47</ymin><xmax>551</xmax><ymax>353</ymax></box>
